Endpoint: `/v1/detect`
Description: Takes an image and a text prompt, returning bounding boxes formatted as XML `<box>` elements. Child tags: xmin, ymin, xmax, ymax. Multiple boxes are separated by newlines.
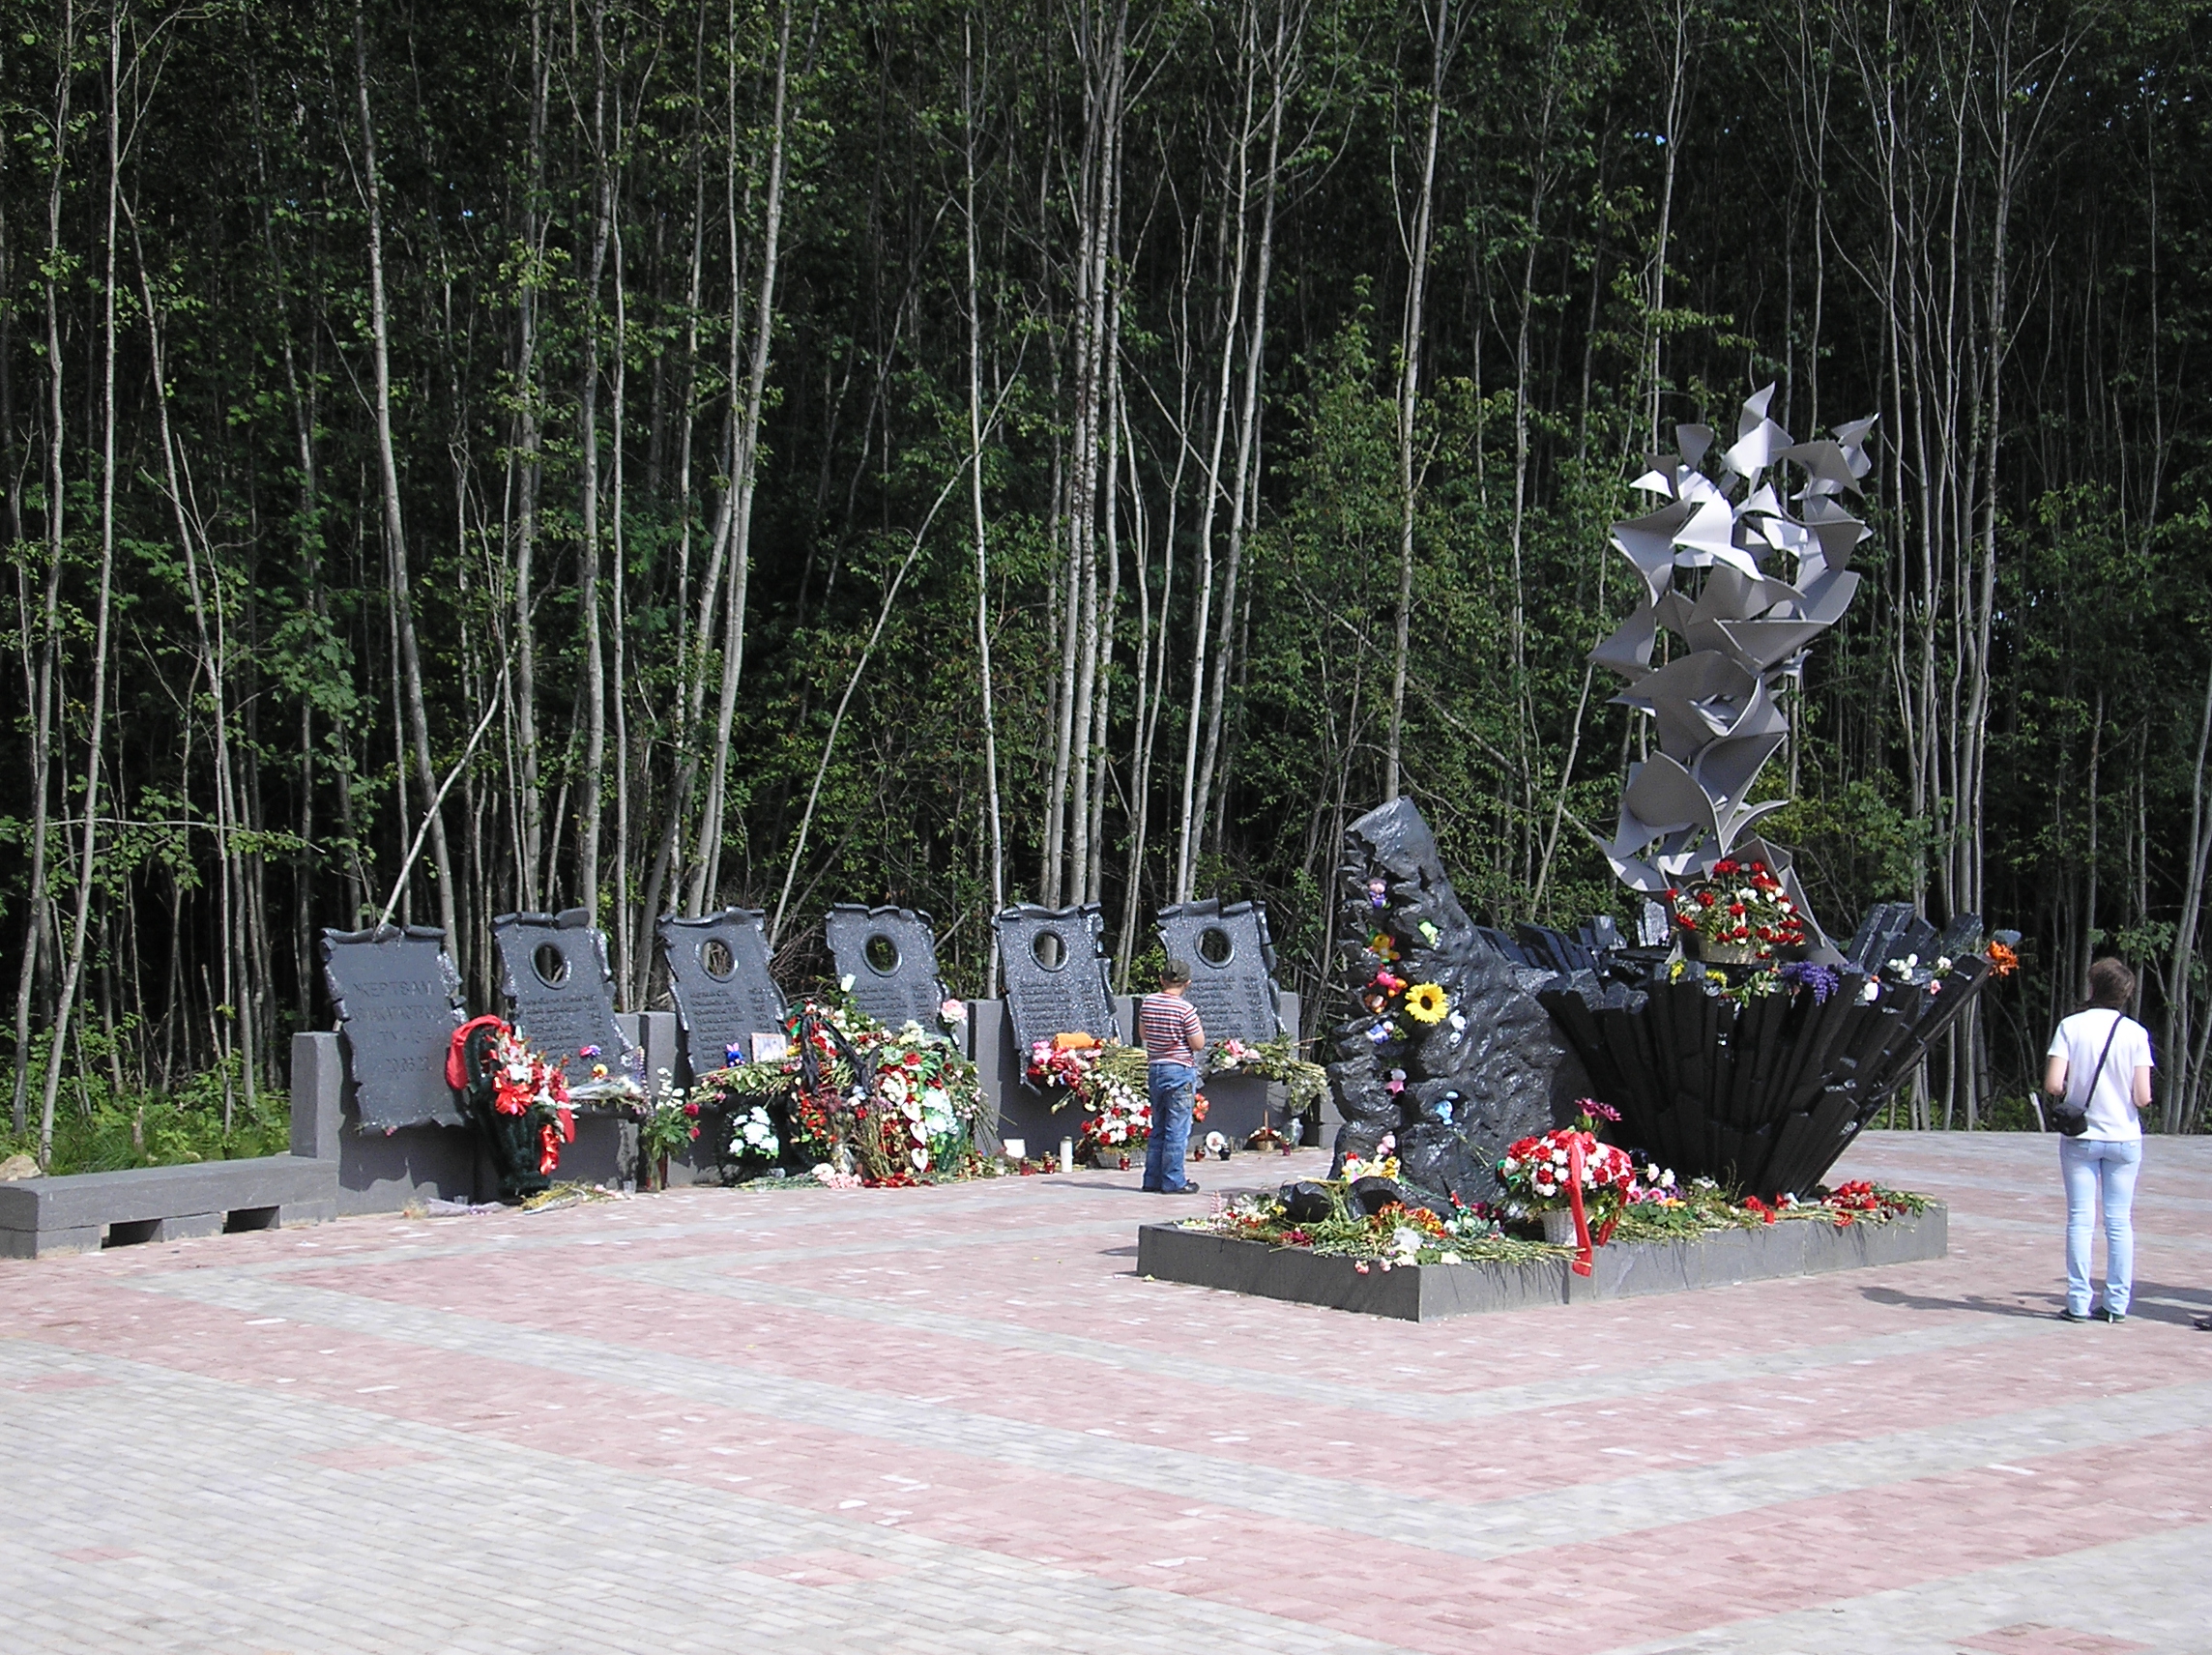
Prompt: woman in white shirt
<box><xmin>2042</xmin><ymin>957</ymin><xmax>2156</xmax><ymax>1323</ymax></box>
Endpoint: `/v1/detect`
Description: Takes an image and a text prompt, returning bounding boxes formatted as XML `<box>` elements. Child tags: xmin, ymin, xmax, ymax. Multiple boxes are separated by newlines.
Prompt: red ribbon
<box><xmin>535</xmin><ymin>1109</ymin><xmax>577</xmax><ymax>1177</ymax></box>
<box><xmin>1566</xmin><ymin>1134</ymin><xmax>1594</xmax><ymax>1277</ymax></box>
<box><xmin>447</xmin><ymin>1015</ymin><xmax>508</xmax><ymax>1092</ymax></box>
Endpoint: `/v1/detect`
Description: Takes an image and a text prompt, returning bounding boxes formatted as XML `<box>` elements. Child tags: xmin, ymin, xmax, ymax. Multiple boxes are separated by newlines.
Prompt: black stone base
<box><xmin>1134</xmin><ymin>1203</ymin><xmax>1946</xmax><ymax>1322</ymax></box>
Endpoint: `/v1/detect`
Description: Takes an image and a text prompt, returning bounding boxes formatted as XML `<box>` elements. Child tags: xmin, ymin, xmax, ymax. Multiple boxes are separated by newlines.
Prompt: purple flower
<box><xmin>1778</xmin><ymin>961</ymin><xmax>1841</xmax><ymax>1004</ymax></box>
<box><xmin>1579</xmin><ymin>1098</ymin><xmax>1621</xmax><ymax>1123</ymax></box>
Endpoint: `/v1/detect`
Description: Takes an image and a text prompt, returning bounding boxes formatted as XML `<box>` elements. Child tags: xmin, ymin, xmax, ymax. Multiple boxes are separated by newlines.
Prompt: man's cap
<box><xmin>1160</xmin><ymin>958</ymin><xmax>1193</xmax><ymax>985</ymax></box>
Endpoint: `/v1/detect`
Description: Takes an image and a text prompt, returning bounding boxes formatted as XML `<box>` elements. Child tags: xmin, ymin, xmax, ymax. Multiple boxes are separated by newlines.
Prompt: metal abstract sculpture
<box><xmin>1534</xmin><ymin>390</ymin><xmax>2020</xmax><ymax>1197</ymax></box>
<box><xmin>1591</xmin><ymin>386</ymin><xmax>1875</xmax><ymax>947</ymax></box>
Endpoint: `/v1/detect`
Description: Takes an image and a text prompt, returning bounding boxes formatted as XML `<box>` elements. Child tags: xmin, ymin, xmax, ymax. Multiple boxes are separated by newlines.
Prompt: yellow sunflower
<box><xmin>1403</xmin><ymin>982</ymin><xmax>1450</xmax><ymax>1024</ymax></box>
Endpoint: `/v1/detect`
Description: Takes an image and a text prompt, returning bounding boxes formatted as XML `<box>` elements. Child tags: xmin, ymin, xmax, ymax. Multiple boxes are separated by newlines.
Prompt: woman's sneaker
<box><xmin>2057</xmin><ymin>1307</ymin><xmax>2092</xmax><ymax>1322</ymax></box>
<box><xmin>2092</xmin><ymin>1306</ymin><xmax>2127</xmax><ymax>1323</ymax></box>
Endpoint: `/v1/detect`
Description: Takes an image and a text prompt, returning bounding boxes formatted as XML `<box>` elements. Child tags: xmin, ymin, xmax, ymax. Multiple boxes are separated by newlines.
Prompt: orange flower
<box><xmin>1987</xmin><ymin>940</ymin><xmax>2019</xmax><ymax>977</ymax></box>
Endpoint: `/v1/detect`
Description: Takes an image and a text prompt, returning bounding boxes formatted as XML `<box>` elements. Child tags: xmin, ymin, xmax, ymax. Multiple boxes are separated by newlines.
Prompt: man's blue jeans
<box><xmin>2060</xmin><ymin>1135</ymin><xmax>2142</xmax><ymax>1317</ymax></box>
<box><xmin>1143</xmin><ymin>1061</ymin><xmax>1198</xmax><ymax>1192</ymax></box>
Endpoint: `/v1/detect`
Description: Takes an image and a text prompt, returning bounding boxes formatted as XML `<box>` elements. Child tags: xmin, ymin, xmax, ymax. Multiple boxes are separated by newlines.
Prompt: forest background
<box><xmin>6</xmin><ymin>0</ymin><xmax>2210</xmax><ymax>1170</ymax></box>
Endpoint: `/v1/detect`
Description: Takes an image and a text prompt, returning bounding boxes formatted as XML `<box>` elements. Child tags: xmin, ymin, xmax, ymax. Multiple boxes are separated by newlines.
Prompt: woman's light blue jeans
<box><xmin>2059</xmin><ymin>1135</ymin><xmax>2141</xmax><ymax>1317</ymax></box>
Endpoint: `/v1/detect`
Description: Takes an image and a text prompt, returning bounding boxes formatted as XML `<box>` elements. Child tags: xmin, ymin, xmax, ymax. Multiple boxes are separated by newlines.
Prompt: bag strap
<box><xmin>2074</xmin><ymin>1012</ymin><xmax>2125</xmax><ymax>1116</ymax></box>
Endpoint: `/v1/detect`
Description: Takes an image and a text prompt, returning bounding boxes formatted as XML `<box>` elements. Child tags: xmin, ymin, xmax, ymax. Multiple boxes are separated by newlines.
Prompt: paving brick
<box><xmin>1</xmin><ymin>1135</ymin><xmax>2207</xmax><ymax>1653</ymax></box>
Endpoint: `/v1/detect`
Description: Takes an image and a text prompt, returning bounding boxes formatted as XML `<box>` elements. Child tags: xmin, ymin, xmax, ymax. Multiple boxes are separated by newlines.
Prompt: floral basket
<box><xmin>1668</xmin><ymin>857</ymin><xmax>1806</xmax><ymax>962</ymax></box>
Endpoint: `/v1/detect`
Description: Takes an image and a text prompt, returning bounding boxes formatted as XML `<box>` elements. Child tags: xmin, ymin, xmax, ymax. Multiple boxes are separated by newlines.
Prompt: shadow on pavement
<box><xmin>1859</xmin><ymin>1285</ymin><xmax>2057</xmax><ymax>1321</ymax></box>
<box><xmin>1862</xmin><ymin>1279</ymin><xmax>2212</xmax><ymax>1328</ymax></box>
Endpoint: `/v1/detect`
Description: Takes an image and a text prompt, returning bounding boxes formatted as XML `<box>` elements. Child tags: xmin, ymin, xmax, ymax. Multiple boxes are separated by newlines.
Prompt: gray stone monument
<box><xmin>490</xmin><ymin>909</ymin><xmax>629</xmax><ymax>1077</ymax></box>
<box><xmin>1155</xmin><ymin>898</ymin><xmax>1285</xmax><ymax>1046</ymax></box>
<box><xmin>657</xmin><ymin>909</ymin><xmax>787</xmax><ymax>1075</ymax></box>
<box><xmin>318</xmin><ymin>925</ymin><xmax>467</xmax><ymax>1130</ymax></box>
<box><xmin>992</xmin><ymin>903</ymin><xmax>1116</xmax><ymax>1064</ymax></box>
<box><xmin>825</xmin><ymin>904</ymin><xmax>948</xmax><ymax>1035</ymax></box>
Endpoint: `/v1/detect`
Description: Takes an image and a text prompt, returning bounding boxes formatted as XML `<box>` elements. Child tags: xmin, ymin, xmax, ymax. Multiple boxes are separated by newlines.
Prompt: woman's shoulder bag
<box><xmin>2050</xmin><ymin>1013</ymin><xmax>2123</xmax><ymax>1138</ymax></box>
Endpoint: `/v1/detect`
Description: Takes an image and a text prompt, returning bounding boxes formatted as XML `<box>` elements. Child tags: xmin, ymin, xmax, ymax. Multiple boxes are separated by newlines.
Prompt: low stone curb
<box><xmin>0</xmin><ymin>1156</ymin><xmax>338</xmax><ymax>1259</ymax></box>
<box><xmin>1134</xmin><ymin>1202</ymin><xmax>1947</xmax><ymax>1321</ymax></box>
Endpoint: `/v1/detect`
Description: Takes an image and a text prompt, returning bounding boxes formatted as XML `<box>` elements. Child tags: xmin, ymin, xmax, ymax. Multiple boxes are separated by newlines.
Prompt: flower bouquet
<box><xmin>1026</xmin><ymin>1037</ymin><xmax>1152</xmax><ymax>1162</ymax></box>
<box><xmin>1202</xmin><ymin>1034</ymin><xmax>1329</xmax><ymax>1117</ymax></box>
<box><xmin>1667</xmin><ymin>857</ymin><xmax>1807</xmax><ymax>963</ymax></box>
<box><xmin>686</xmin><ymin>999</ymin><xmax>988</xmax><ymax>1186</ymax></box>
<box><xmin>1495</xmin><ymin>1102</ymin><xmax>1668</xmax><ymax>1253</ymax></box>
<box><xmin>448</xmin><ymin>1019</ymin><xmax>577</xmax><ymax>1202</ymax></box>
<box><xmin>730</xmin><ymin>1102</ymin><xmax>781</xmax><ymax>1165</ymax></box>
<box><xmin>637</xmin><ymin>1091</ymin><xmax>704</xmax><ymax>1189</ymax></box>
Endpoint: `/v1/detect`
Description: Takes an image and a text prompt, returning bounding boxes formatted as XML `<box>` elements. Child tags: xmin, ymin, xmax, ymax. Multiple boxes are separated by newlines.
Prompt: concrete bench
<box><xmin>0</xmin><ymin>1155</ymin><xmax>337</xmax><ymax>1259</ymax></box>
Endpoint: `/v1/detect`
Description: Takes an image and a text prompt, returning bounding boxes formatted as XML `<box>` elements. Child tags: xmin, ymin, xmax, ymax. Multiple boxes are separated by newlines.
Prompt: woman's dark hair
<box><xmin>2086</xmin><ymin>956</ymin><xmax>2136</xmax><ymax>1010</ymax></box>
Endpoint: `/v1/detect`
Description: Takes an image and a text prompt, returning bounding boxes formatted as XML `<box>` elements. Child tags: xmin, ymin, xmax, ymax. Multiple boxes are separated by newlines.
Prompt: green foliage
<box><xmin>3</xmin><ymin>0</ymin><xmax>2211</xmax><ymax>1131</ymax></box>
<box><xmin>0</xmin><ymin>1048</ymin><xmax>290</xmax><ymax>1176</ymax></box>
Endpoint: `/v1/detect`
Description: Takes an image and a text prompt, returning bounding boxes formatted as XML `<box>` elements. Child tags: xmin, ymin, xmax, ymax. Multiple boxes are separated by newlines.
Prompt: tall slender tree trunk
<box><xmin>576</xmin><ymin>0</ymin><xmax>613</xmax><ymax>935</ymax></box>
<box><xmin>1058</xmin><ymin>4</ymin><xmax>1124</xmax><ymax>907</ymax></box>
<box><xmin>39</xmin><ymin>11</ymin><xmax>120</xmax><ymax>1166</ymax></box>
<box><xmin>965</xmin><ymin>15</ymin><xmax>1005</xmax><ymax>993</ymax></box>
<box><xmin>355</xmin><ymin>5</ymin><xmax>459</xmax><ymax>953</ymax></box>
<box><xmin>690</xmin><ymin>0</ymin><xmax>793</xmax><ymax>913</ymax></box>
<box><xmin>132</xmin><ymin>207</ymin><xmax>261</xmax><ymax>1118</ymax></box>
<box><xmin>12</xmin><ymin>0</ymin><xmax>73</xmax><ymax>1135</ymax></box>
<box><xmin>2166</xmin><ymin>659</ymin><xmax>2212</xmax><ymax>1133</ymax></box>
<box><xmin>1174</xmin><ymin>16</ymin><xmax>1259</xmax><ymax>900</ymax></box>
<box><xmin>635</xmin><ymin>39</ymin><xmax>713</xmax><ymax>959</ymax></box>
<box><xmin>512</xmin><ymin>0</ymin><xmax>549</xmax><ymax>908</ymax></box>
<box><xmin>1384</xmin><ymin>0</ymin><xmax>1451</xmax><ymax>804</ymax></box>
<box><xmin>1192</xmin><ymin>0</ymin><xmax>1294</xmax><ymax>865</ymax></box>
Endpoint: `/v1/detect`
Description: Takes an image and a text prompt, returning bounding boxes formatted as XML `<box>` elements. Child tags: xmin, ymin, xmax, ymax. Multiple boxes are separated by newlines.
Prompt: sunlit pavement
<box><xmin>3</xmin><ymin>1130</ymin><xmax>2208</xmax><ymax>1654</ymax></box>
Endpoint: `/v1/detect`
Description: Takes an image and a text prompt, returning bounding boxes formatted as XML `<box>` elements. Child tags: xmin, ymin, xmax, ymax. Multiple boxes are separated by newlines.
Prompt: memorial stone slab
<box><xmin>657</xmin><ymin>909</ymin><xmax>787</xmax><ymax>1075</ymax></box>
<box><xmin>993</xmin><ymin>904</ymin><xmax>1116</xmax><ymax>1066</ymax></box>
<box><xmin>825</xmin><ymin>904</ymin><xmax>948</xmax><ymax>1035</ymax></box>
<box><xmin>319</xmin><ymin>925</ymin><xmax>466</xmax><ymax>1131</ymax></box>
<box><xmin>1155</xmin><ymin>898</ymin><xmax>1284</xmax><ymax>1045</ymax></box>
<box><xmin>491</xmin><ymin>910</ymin><xmax>629</xmax><ymax>1077</ymax></box>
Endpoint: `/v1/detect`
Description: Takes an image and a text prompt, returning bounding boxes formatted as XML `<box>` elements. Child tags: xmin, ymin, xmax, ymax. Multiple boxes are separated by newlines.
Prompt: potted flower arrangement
<box><xmin>637</xmin><ymin>1091</ymin><xmax>704</xmax><ymax>1190</ymax></box>
<box><xmin>1667</xmin><ymin>857</ymin><xmax>1807</xmax><ymax>964</ymax></box>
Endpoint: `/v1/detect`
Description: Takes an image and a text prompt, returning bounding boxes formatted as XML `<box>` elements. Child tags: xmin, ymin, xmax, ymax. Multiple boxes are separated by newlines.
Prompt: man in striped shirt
<box><xmin>1140</xmin><ymin>959</ymin><xmax>1206</xmax><ymax>1194</ymax></box>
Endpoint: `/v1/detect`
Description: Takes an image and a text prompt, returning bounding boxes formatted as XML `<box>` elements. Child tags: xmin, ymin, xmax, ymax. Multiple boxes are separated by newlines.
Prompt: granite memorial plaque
<box><xmin>490</xmin><ymin>910</ymin><xmax>629</xmax><ymax>1077</ymax></box>
<box><xmin>320</xmin><ymin>925</ymin><xmax>467</xmax><ymax>1131</ymax></box>
<box><xmin>1155</xmin><ymin>898</ymin><xmax>1284</xmax><ymax>1046</ymax></box>
<box><xmin>993</xmin><ymin>903</ymin><xmax>1116</xmax><ymax>1066</ymax></box>
<box><xmin>825</xmin><ymin>904</ymin><xmax>948</xmax><ymax>1035</ymax></box>
<box><xmin>657</xmin><ymin>909</ymin><xmax>787</xmax><ymax>1074</ymax></box>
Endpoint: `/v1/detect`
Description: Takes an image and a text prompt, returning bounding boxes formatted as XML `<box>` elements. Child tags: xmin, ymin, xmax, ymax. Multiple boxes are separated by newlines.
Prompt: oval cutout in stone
<box><xmin>863</xmin><ymin>933</ymin><xmax>900</xmax><ymax>975</ymax></box>
<box><xmin>1197</xmin><ymin>925</ymin><xmax>1235</xmax><ymax>967</ymax></box>
<box><xmin>701</xmin><ymin>938</ymin><xmax>737</xmax><ymax>981</ymax></box>
<box><xmin>532</xmin><ymin>942</ymin><xmax>570</xmax><ymax>988</ymax></box>
<box><xmin>1032</xmin><ymin>929</ymin><xmax>1066</xmax><ymax>971</ymax></box>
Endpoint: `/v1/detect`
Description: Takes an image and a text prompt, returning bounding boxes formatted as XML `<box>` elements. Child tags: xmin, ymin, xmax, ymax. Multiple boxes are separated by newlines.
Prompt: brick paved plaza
<box><xmin>4</xmin><ymin>1131</ymin><xmax>2209</xmax><ymax>1654</ymax></box>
